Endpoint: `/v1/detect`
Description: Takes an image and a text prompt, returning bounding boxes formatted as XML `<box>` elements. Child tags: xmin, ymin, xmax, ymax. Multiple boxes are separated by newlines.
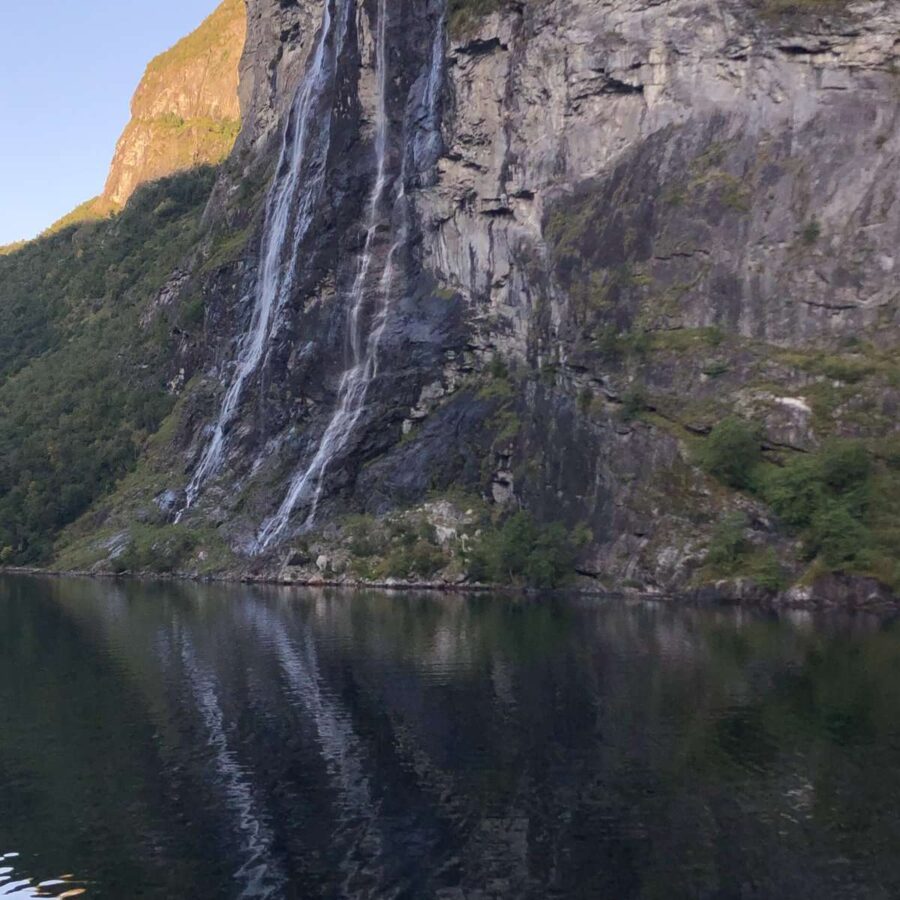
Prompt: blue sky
<box><xmin>0</xmin><ymin>0</ymin><xmax>220</xmax><ymax>245</ymax></box>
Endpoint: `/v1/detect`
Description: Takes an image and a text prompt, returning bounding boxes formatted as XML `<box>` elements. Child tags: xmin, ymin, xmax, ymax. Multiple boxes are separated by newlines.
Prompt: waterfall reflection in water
<box><xmin>4</xmin><ymin>575</ymin><xmax>900</xmax><ymax>898</ymax></box>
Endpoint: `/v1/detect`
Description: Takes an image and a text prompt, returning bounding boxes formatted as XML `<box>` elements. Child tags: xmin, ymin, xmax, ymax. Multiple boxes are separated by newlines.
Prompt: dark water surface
<box><xmin>2</xmin><ymin>577</ymin><xmax>900</xmax><ymax>898</ymax></box>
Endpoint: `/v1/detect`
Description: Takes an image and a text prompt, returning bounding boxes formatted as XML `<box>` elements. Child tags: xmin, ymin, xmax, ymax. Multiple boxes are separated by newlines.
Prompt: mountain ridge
<box><xmin>30</xmin><ymin>0</ymin><xmax>246</xmax><ymax>240</ymax></box>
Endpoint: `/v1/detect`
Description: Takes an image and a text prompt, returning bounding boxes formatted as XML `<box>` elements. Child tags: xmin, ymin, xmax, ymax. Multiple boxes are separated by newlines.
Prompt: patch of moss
<box><xmin>492</xmin><ymin>409</ymin><xmax>522</xmax><ymax>444</ymax></box>
<box><xmin>754</xmin><ymin>0</ymin><xmax>846</xmax><ymax>17</ymax></box>
<box><xmin>202</xmin><ymin>224</ymin><xmax>253</xmax><ymax>272</ymax></box>
<box><xmin>109</xmin><ymin>523</ymin><xmax>234</xmax><ymax>575</ymax></box>
<box><xmin>449</xmin><ymin>0</ymin><xmax>504</xmax><ymax>37</ymax></box>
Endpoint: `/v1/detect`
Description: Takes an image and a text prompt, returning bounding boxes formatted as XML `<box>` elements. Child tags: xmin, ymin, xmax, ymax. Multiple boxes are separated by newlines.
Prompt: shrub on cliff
<box><xmin>467</xmin><ymin>512</ymin><xmax>580</xmax><ymax>588</ymax></box>
<box><xmin>697</xmin><ymin>417</ymin><xmax>887</xmax><ymax>582</ymax></box>
<box><xmin>703</xmin><ymin>512</ymin><xmax>786</xmax><ymax>590</ymax></box>
<box><xmin>698</xmin><ymin>417</ymin><xmax>763</xmax><ymax>490</ymax></box>
<box><xmin>760</xmin><ymin>439</ymin><xmax>873</xmax><ymax>566</ymax></box>
<box><xmin>761</xmin><ymin>455</ymin><xmax>824</xmax><ymax>529</ymax></box>
<box><xmin>807</xmin><ymin>503</ymin><xmax>870</xmax><ymax>568</ymax></box>
<box><xmin>706</xmin><ymin>512</ymin><xmax>749</xmax><ymax>568</ymax></box>
<box><xmin>381</xmin><ymin>540</ymin><xmax>446</xmax><ymax>581</ymax></box>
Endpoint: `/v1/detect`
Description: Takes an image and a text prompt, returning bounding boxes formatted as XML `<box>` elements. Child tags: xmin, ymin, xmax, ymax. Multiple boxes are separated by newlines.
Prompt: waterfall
<box><xmin>255</xmin><ymin>3</ymin><xmax>446</xmax><ymax>553</ymax></box>
<box><xmin>413</xmin><ymin>5</ymin><xmax>446</xmax><ymax>176</ymax></box>
<box><xmin>179</xmin><ymin>0</ymin><xmax>351</xmax><ymax>516</ymax></box>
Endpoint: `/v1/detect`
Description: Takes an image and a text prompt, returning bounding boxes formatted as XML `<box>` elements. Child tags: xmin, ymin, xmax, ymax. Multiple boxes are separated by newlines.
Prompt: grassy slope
<box><xmin>0</xmin><ymin>168</ymin><xmax>216</xmax><ymax>564</ymax></box>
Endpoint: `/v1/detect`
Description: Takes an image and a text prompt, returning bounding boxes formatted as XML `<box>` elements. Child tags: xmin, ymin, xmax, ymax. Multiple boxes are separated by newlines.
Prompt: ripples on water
<box><xmin>2</xmin><ymin>575</ymin><xmax>900</xmax><ymax>898</ymax></box>
<box><xmin>0</xmin><ymin>853</ymin><xmax>85</xmax><ymax>898</ymax></box>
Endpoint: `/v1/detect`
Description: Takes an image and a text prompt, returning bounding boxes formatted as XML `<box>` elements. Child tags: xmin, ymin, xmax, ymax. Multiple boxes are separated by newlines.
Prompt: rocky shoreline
<box><xmin>3</xmin><ymin>566</ymin><xmax>897</xmax><ymax>613</ymax></box>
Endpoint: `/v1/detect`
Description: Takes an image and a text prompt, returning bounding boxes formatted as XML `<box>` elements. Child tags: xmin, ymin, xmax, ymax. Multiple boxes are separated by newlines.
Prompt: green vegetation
<box><xmin>475</xmin><ymin>356</ymin><xmax>523</xmax><ymax>447</ymax></box>
<box><xmin>801</xmin><ymin>219</ymin><xmax>822</xmax><ymax>245</ymax></box>
<box><xmin>619</xmin><ymin>384</ymin><xmax>649</xmax><ymax>422</ymax></box>
<box><xmin>341</xmin><ymin>508</ymin><xmax>587</xmax><ymax>589</ymax></box>
<box><xmin>0</xmin><ymin>168</ymin><xmax>216</xmax><ymax>565</ymax></box>
<box><xmin>346</xmin><ymin>514</ymin><xmax>447</xmax><ymax>581</ymax></box>
<box><xmin>659</xmin><ymin>140</ymin><xmax>753</xmax><ymax>225</ymax></box>
<box><xmin>114</xmin><ymin>524</ymin><xmax>199</xmax><ymax>574</ymax></box>
<box><xmin>148</xmin><ymin>114</ymin><xmax>240</xmax><ymax>146</ymax></box>
<box><xmin>108</xmin><ymin>522</ymin><xmax>234</xmax><ymax>575</ymax></box>
<box><xmin>467</xmin><ymin>512</ymin><xmax>585</xmax><ymax>588</ymax></box>
<box><xmin>697</xmin><ymin>417</ymin><xmax>900</xmax><ymax>589</ymax></box>
<box><xmin>702</xmin><ymin>512</ymin><xmax>786</xmax><ymax>590</ymax></box>
<box><xmin>144</xmin><ymin>0</ymin><xmax>245</xmax><ymax>77</ymax></box>
<box><xmin>755</xmin><ymin>0</ymin><xmax>845</xmax><ymax>16</ymax></box>
<box><xmin>763</xmin><ymin>441</ymin><xmax>874</xmax><ymax>568</ymax></box>
<box><xmin>45</xmin><ymin>196</ymin><xmax>112</xmax><ymax>235</ymax></box>
<box><xmin>201</xmin><ymin>224</ymin><xmax>253</xmax><ymax>273</ymax></box>
<box><xmin>777</xmin><ymin>346</ymin><xmax>886</xmax><ymax>385</ymax></box>
<box><xmin>696</xmin><ymin>417</ymin><xmax>763</xmax><ymax>490</ymax></box>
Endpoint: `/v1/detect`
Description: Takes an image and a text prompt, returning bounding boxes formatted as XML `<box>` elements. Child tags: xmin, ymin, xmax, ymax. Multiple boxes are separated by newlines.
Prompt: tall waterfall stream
<box><xmin>180</xmin><ymin>0</ymin><xmax>445</xmax><ymax>553</ymax></box>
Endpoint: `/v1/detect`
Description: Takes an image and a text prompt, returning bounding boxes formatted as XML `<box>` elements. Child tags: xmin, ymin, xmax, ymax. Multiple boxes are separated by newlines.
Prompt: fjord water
<box><xmin>3</xmin><ymin>578</ymin><xmax>900</xmax><ymax>899</ymax></box>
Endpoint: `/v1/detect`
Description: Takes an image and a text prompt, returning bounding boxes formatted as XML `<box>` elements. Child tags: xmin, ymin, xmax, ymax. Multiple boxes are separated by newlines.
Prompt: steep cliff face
<box><xmin>410</xmin><ymin>0</ymin><xmax>900</xmax><ymax>595</ymax></box>
<box><xmin>47</xmin><ymin>0</ymin><xmax>245</xmax><ymax>232</ymax></box>
<box><xmin>48</xmin><ymin>0</ymin><xmax>900</xmax><ymax>600</ymax></box>
<box><xmin>103</xmin><ymin>0</ymin><xmax>245</xmax><ymax>211</ymax></box>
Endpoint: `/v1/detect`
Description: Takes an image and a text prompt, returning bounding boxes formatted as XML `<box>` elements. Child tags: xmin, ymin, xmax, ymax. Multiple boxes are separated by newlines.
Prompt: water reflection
<box><xmin>0</xmin><ymin>853</ymin><xmax>85</xmax><ymax>897</ymax></box>
<box><xmin>2</xmin><ymin>576</ymin><xmax>900</xmax><ymax>898</ymax></box>
<box><xmin>175</xmin><ymin>633</ymin><xmax>285</xmax><ymax>898</ymax></box>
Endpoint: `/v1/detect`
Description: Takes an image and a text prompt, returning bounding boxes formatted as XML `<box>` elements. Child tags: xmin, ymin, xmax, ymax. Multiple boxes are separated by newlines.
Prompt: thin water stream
<box><xmin>180</xmin><ymin>0</ymin><xmax>352</xmax><ymax>516</ymax></box>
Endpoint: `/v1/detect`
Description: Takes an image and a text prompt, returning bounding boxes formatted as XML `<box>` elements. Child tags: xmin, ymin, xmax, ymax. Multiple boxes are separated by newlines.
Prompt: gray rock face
<box><xmin>135</xmin><ymin>0</ymin><xmax>900</xmax><ymax>592</ymax></box>
<box><xmin>425</xmin><ymin>0</ymin><xmax>899</xmax><ymax>348</ymax></box>
<box><xmin>237</xmin><ymin>0</ymin><xmax>323</xmax><ymax>157</ymax></box>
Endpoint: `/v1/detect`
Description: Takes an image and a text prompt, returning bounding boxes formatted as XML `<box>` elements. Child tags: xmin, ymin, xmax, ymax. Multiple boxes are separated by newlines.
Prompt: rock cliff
<box><xmin>53</xmin><ymin>0</ymin><xmax>245</xmax><ymax>229</ymax></box>
<box><xmin>101</xmin><ymin>0</ymin><xmax>246</xmax><ymax>210</ymax></box>
<box><xmin>39</xmin><ymin>0</ymin><xmax>900</xmax><ymax>599</ymax></box>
